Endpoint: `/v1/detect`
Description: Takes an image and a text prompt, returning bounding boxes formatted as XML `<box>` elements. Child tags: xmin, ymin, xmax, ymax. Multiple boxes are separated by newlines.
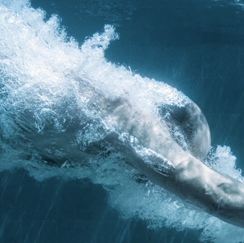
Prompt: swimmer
<box><xmin>28</xmin><ymin>89</ymin><xmax>244</xmax><ymax>228</ymax></box>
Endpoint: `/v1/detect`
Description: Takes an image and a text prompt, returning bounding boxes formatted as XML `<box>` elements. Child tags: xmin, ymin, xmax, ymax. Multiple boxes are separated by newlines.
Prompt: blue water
<box><xmin>1</xmin><ymin>0</ymin><xmax>244</xmax><ymax>242</ymax></box>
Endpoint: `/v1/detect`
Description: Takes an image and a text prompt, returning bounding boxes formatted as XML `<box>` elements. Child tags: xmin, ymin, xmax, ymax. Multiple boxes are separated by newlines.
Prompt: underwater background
<box><xmin>1</xmin><ymin>0</ymin><xmax>244</xmax><ymax>242</ymax></box>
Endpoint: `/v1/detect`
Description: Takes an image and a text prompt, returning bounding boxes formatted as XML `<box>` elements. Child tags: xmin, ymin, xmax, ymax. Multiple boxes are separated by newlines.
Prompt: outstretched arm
<box><xmin>130</xmin><ymin>132</ymin><xmax>244</xmax><ymax>228</ymax></box>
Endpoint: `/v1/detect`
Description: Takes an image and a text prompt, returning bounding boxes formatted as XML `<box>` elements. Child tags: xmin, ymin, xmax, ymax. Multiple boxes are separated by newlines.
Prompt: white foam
<box><xmin>0</xmin><ymin>1</ymin><xmax>244</xmax><ymax>242</ymax></box>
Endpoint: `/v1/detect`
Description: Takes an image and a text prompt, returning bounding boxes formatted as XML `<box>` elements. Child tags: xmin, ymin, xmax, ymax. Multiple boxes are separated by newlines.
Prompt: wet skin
<box><xmin>109</xmin><ymin>99</ymin><xmax>244</xmax><ymax>228</ymax></box>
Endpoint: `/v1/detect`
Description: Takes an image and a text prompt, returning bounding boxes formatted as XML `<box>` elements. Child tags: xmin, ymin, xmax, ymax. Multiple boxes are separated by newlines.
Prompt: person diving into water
<box><xmin>28</xmin><ymin>87</ymin><xmax>244</xmax><ymax>229</ymax></box>
<box><xmin>0</xmin><ymin>6</ymin><xmax>242</xmax><ymax>230</ymax></box>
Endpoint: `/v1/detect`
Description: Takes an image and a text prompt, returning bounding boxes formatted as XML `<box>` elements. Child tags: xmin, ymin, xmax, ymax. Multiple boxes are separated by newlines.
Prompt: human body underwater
<box><xmin>1</xmin><ymin>1</ymin><xmax>244</xmax><ymax>242</ymax></box>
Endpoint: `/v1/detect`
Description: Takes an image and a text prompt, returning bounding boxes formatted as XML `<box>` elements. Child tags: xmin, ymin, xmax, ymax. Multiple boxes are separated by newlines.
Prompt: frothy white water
<box><xmin>0</xmin><ymin>1</ymin><xmax>244</xmax><ymax>242</ymax></box>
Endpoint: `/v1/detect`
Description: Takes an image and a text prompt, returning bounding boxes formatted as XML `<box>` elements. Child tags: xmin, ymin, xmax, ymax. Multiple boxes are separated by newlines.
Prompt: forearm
<box><xmin>172</xmin><ymin>157</ymin><xmax>244</xmax><ymax>228</ymax></box>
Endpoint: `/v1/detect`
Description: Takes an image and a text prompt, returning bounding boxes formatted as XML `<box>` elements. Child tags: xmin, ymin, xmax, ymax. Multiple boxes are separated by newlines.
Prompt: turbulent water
<box><xmin>1</xmin><ymin>1</ymin><xmax>244</xmax><ymax>243</ymax></box>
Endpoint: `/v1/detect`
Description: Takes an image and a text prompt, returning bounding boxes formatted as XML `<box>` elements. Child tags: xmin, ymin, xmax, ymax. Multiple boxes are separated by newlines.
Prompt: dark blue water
<box><xmin>1</xmin><ymin>0</ymin><xmax>244</xmax><ymax>242</ymax></box>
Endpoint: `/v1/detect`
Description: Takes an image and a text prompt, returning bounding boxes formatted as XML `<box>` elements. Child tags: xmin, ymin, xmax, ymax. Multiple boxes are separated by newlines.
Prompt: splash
<box><xmin>0</xmin><ymin>1</ymin><xmax>244</xmax><ymax>242</ymax></box>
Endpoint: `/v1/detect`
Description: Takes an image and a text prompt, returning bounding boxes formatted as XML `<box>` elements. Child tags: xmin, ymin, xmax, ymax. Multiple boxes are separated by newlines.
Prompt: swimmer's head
<box><xmin>159</xmin><ymin>102</ymin><xmax>211</xmax><ymax>160</ymax></box>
